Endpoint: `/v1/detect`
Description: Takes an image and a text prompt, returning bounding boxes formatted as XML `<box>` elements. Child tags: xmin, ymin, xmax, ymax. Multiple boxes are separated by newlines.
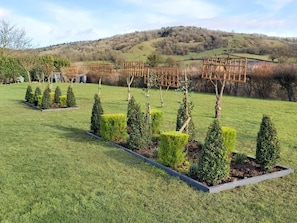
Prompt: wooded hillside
<box><xmin>35</xmin><ymin>26</ymin><xmax>297</xmax><ymax>64</ymax></box>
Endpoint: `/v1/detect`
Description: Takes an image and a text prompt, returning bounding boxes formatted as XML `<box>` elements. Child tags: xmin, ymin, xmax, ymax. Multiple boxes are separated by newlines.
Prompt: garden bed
<box><xmin>23</xmin><ymin>101</ymin><xmax>80</xmax><ymax>112</ymax></box>
<box><xmin>86</xmin><ymin>131</ymin><xmax>294</xmax><ymax>193</ymax></box>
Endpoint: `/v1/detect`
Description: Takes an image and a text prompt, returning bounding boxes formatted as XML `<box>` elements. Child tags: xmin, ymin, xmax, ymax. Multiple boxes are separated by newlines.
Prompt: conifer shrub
<box><xmin>33</xmin><ymin>87</ymin><xmax>42</xmax><ymax>106</ymax></box>
<box><xmin>158</xmin><ymin>131</ymin><xmax>189</xmax><ymax>168</ymax></box>
<box><xmin>90</xmin><ymin>94</ymin><xmax>104</xmax><ymax>134</ymax></box>
<box><xmin>25</xmin><ymin>85</ymin><xmax>33</xmax><ymax>102</ymax></box>
<box><xmin>37</xmin><ymin>95</ymin><xmax>42</xmax><ymax>107</ymax></box>
<box><xmin>176</xmin><ymin>97</ymin><xmax>195</xmax><ymax>141</ymax></box>
<box><xmin>66</xmin><ymin>85</ymin><xmax>76</xmax><ymax>107</ymax></box>
<box><xmin>41</xmin><ymin>87</ymin><xmax>52</xmax><ymax>109</ymax></box>
<box><xmin>29</xmin><ymin>92</ymin><xmax>35</xmax><ymax>104</ymax></box>
<box><xmin>100</xmin><ymin>114</ymin><xmax>127</xmax><ymax>142</ymax></box>
<box><xmin>256</xmin><ymin>115</ymin><xmax>280</xmax><ymax>170</ymax></box>
<box><xmin>59</xmin><ymin>96</ymin><xmax>67</xmax><ymax>107</ymax></box>
<box><xmin>222</xmin><ymin>126</ymin><xmax>237</xmax><ymax>162</ymax></box>
<box><xmin>127</xmin><ymin>96</ymin><xmax>151</xmax><ymax>150</ymax></box>
<box><xmin>151</xmin><ymin>109</ymin><xmax>163</xmax><ymax>135</ymax></box>
<box><xmin>54</xmin><ymin>86</ymin><xmax>62</xmax><ymax>104</ymax></box>
<box><xmin>196</xmin><ymin>119</ymin><xmax>229</xmax><ymax>185</ymax></box>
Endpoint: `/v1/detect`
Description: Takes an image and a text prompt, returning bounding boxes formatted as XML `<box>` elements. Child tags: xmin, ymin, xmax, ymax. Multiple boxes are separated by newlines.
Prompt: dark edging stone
<box><xmin>86</xmin><ymin>131</ymin><xmax>294</xmax><ymax>193</ymax></box>
<box><xmin>23</xmin><ymin>101</ymin><xmax>80</xmax><ymax>112</ymax></box>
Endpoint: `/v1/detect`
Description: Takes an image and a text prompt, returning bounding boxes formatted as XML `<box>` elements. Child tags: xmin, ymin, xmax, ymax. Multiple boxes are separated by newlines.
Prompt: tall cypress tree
<box><xmin>90</xmin><ymin>94</ymin><xmax>104</xmax><ymax>134</ymax></box>
<box><xmin>256</xmin><ymin>115</ymin><xmax>280</xmax><ymax>170</ymax></box>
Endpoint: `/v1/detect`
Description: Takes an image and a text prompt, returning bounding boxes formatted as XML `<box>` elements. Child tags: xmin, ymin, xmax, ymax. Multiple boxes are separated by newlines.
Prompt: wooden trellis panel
<box><xmin>202</xmin><ymin>58</ymin><xmax>247</xmax><ymax>82</ymax></box>
<box><xmin>121</xmin><ymin>61</ymin><xmax>144</xmax><ymax>77</ymax></box>
<box><xmin>88</xmin><ymin>64</ymin><xmax>114</xmax><ymax>75</ymax></box>
<box><xmin>144</xmin><ymin>67</ymin><xmax>182</xmax><ymax>88</ymax></box>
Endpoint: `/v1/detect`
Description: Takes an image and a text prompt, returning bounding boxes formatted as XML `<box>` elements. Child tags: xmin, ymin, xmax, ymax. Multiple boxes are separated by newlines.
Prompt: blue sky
<box><xmin>1</xmin><ymin>0</ymin><xmax>296</xmax><ymax>47</ymax></box>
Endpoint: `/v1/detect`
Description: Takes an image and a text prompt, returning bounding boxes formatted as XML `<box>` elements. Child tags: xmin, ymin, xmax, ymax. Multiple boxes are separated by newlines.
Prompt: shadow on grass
<box><xmin>103</xmin><ymin>147</ymin><xmax>176</xmax><ymax>182</ymax></box>
<box><xmin>45</xmin><ymin>124</ymin><xmax>90</xmax><ymax>143</ymax></box>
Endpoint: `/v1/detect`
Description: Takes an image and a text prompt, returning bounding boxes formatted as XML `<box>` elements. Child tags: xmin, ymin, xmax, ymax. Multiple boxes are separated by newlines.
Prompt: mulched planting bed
<box><xmin>23</xmin><ymin>101</ymin><xmax>79</xmax><ymax>111</ymax></box>
<box><xmin>87</xmin><ymin>131</ymin><xmax>294</xmax><ymax>193</ymax></box>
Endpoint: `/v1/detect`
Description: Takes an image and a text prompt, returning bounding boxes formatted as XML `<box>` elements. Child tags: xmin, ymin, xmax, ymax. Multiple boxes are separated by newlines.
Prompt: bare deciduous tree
<box><xmin>0</xmin><ymin>20</ymin><xmax>32</xmax><ymax>57</ymax></box>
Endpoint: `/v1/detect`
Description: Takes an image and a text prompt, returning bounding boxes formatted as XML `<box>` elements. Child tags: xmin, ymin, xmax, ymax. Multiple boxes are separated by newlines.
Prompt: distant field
<box><xmin>0</xmin><ymin>83</ymin><xmax>296</xmax><ymax>222</ymax></box>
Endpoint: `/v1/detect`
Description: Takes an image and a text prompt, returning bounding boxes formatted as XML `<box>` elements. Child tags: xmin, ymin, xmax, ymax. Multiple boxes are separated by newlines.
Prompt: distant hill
<box><xmin>35</xmin><ymin>26</ymin><xmax>297</xmax><ymax>64</ymax></box>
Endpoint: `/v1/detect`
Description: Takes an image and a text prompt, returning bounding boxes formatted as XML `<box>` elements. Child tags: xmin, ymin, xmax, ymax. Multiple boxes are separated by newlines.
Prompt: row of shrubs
<box><xmin>90</xmin><ymin>93</ymin><xmax>281</xmax><ymax>186</ymax></box>
<box><xmin>25</xmin><ymin>85</ymin><xmax>76</xmax><ymax>109</ymax></box>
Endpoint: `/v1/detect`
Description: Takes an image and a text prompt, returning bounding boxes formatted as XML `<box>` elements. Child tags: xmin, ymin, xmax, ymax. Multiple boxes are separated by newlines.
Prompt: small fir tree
<box><xmin>25</xmin><ymin>85</ymin><xmax>33</xmax><ymax>102</ymax></box>
<box><xmin>54</xmin><ymin>86</ymin><xmax>62</xmax><ymax>104</ymax></box>
<box><xmin>90</xmin><ymin>94</ymin><xmax>104</xmax><ymax>134</ymax></box>
<box><xmin>196</xmin><ymin>119</ymin><xmax>229</xmax><ymax>185</ymax></box>
<box><xmin>66</xmin><ymin>85</ymin><xmax>76</xmax><ymax>107</ymax></box>
<box><xmin>41</xmin><ymin>87</ymin><xmax>51</xmax><ymax>109</ymax></box>
<box><xmin>33</xmin><ymin>86</ymin><xmax>42</xmax><ymax>106</ymax></box>
<box><xmin>127</xmin><ymin>96</ymin><xmax>151</xmax><ymax>150</ymax></box>
<box><xmin>256</xmin><ymin>115</ymin><xmax>280</xmax><ymax>170</ymax></box>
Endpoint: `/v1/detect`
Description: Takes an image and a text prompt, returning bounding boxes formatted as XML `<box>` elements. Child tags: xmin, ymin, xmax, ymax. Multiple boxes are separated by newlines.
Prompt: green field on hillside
<box><xmin>0</xmin><ymin>83</ymin><xmax>296</xmax><ymax>222</ymax></box>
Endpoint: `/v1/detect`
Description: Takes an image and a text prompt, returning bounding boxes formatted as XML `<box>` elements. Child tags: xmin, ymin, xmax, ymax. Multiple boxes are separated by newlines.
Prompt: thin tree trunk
<box><xmin>126</xmin><ymin>75</ymin><xmax>134</xmax><ymax>101</ymax></box>
<box><xmin>98</xmin><ymin>76</ymin><xmax>102</xmax><ymax>96</ymax></box>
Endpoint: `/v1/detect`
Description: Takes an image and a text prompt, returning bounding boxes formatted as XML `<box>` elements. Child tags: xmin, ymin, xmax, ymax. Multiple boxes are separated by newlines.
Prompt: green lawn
<box><xmin>0</xmin><ymin>82</ymin><xmax>296</xmax><ymax>223</ymax></box>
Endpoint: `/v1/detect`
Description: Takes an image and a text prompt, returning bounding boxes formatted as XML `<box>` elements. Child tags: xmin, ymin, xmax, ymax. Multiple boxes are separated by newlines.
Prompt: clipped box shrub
<box><xmin>222</xmin><ymin>126</ymin><xmax>236</xmax><ymax>162</ymax></box>
<box><xmin>100</xmin><ymin>114</ymin><xmax>127</xmax><ymax>142</ymax></box>
<box><xmin>151</xmin><ymin>109</ymin><xmax>163</xmax><ymax>135</ymax></box>
<box><xmin>158</xmin><ymin>131</ymin><xmax>189</xmax><ymax>168</ymax></box>
<box><xmin>59</xmin><ymin>95</ymin><xmax>67</xmax><ymax>107</ymax></box>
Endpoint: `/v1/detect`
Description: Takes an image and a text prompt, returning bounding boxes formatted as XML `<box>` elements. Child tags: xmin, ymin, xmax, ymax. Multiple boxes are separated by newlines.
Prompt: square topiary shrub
<box><xmin>100</xmin><ymin>114</ymin><xmax>127</xmax><ymax>142</ymax></box>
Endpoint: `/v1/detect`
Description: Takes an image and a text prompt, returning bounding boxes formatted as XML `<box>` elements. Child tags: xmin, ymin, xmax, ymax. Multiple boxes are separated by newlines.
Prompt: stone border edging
<box><xmin>86</xmin><ymin>131</ymin><xmax>294</xmax><ymax>193</ymax></box>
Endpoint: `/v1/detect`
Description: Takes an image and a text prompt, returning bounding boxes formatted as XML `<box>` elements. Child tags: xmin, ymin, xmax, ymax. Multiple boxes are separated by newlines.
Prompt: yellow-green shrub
<box><xmin>158</xmin><ymin>131</ymin><xmax>189</xmax><ymax>168</ymax></box>
<box><xmin>222</xmin><ymin>126</ymin><xmax>236</xmax><ymax>161</ymax></box>
<box><xmin>100</xmin><ymin>114</ymin><xmax>127</xmax><ymax>142</ymax></box>
<box><xmin>59</xmin><ymin>95</ymin><xmax>67</xmax><ymax>107</ymax></box>
<box><xmin>151</xmin><ymin>109</ymin><xmax>163</xmax><ymax>135</ymax></box>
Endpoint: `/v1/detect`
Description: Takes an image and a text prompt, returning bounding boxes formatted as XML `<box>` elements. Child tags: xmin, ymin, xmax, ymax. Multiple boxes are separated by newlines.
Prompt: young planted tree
<box><xmin>127</xmin><ymin>96</ymin><xmax>151</xmax><ymax>150</ymax></box>
<box><xmin>256</xmin><ymin>115</ymin><xmax>280</xmax><ymax>170</ymax></box>
<box><xmin>196</xmin><ymin>119</ymin><xmax>229</xmax><ymax>185</ymax></box>
<box><xmin>90</xmin><ymin>94</ymin><xmax>104</xmax><ymax>134</ymax></box>
<box><xmin>202</xmin><ymin>58</ymin><xmax>247</xmax><ymax>118</ymax></box>
<box><xmin>176</xmin><ymin>71</ymin><xmax>195</xmax><ymax>141</ymax></box>
<box><xmin>66</xmin><ymin>85</ymin><xmax>76</xmax><ymax>107</ymax></box>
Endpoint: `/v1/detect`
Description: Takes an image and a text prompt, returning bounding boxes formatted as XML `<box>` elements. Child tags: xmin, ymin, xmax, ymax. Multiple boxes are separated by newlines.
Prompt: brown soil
<box><xmin>134</xmin><ymin>140</ymin><xmax>284</xmax><ymax>186</ymax></box>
